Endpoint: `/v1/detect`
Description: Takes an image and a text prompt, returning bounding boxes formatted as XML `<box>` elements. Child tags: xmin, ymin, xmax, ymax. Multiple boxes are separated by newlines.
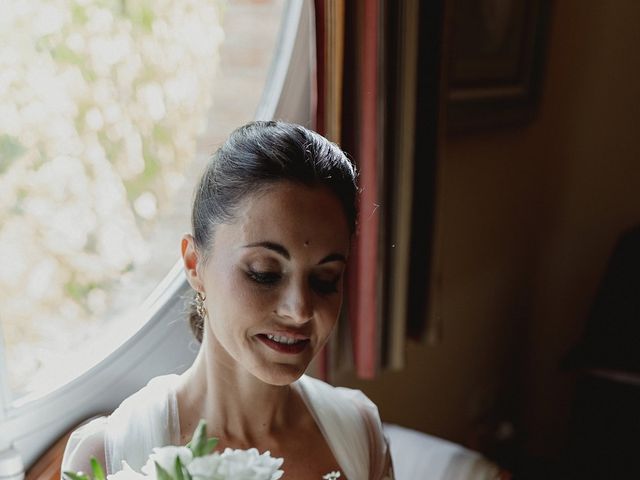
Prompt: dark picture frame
<box><xmin>446</xmin><ymin>0</ymin><xmax>551</xmax><ymax>132</ymax></box>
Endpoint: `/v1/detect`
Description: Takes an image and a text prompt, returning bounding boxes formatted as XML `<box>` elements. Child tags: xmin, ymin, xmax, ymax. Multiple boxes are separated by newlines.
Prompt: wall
<box><xmin>334</xmin><ymin>0</ymin><xmax>640</xmax><ymax>459</ymax></box>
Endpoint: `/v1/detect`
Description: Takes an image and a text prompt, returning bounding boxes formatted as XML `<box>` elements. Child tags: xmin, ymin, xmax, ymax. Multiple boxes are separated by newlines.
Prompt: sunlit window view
<box><xmin>0</xmin><ymin>0</ymin><xmax>285</xmax><ymax>403</ymax></box>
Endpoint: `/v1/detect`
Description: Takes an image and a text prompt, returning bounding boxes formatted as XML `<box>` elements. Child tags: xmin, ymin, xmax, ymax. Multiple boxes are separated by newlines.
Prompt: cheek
<box><xmin>316</xmin><ymin>292</ymin><xmax>343</xmax><ymax>332</ymax></box>
<box><xmin>220</xmin><ymin>268</ymin><xmax>278</xmax><ymax>317</ymax></box>
<box><xmin>204</xmin><ymin>264</ymin><xmax>249</xmax><ymax>326</ymax></box>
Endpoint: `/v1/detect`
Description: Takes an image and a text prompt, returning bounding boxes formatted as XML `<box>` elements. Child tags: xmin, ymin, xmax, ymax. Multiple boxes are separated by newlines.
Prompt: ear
<box><xmin>181</xmin><ymin>233</ymin><xmax>204</xmax><ymax>293</ymax></box>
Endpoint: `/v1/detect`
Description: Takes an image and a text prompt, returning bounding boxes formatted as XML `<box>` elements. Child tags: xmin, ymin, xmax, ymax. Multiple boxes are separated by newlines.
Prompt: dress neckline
<box><xmin>165</xmin><ymin>374</ymin><xmax>345</xmax><ymax>477</ymax></box>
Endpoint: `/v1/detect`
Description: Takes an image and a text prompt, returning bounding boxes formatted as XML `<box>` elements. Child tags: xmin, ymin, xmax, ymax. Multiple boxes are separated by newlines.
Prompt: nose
<box><xmin>277</xmin><ymin>279</ymin><xmax>314</xmax><ymax>324</ymax></box>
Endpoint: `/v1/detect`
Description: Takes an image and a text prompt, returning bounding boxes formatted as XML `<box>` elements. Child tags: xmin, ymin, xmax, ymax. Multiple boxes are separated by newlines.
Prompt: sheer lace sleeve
<box><xmin>62</xmin><ymin>373</ymin><xmax>181</xmax><ymax>479</ymax></box>
<box><xmin>61</xmin><ymin>417</ymin><xmax>107</xmax><ymax>479</ymax></box>
<box><xmin>105</xmin><ymin>375</ymin><xmax>181</xmax><ymax>474</ymax></box>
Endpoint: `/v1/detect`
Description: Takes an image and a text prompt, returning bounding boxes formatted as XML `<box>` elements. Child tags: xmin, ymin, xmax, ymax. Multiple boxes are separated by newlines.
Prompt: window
<box><xmin>0</xmin><ymin>0</ymin><xmax>286</xmax><ymax>405</ymax></box>
<box><xmin>1</xmin><ymin>0</ymin><xmax>315</xmax><ymax>469</ymax></box>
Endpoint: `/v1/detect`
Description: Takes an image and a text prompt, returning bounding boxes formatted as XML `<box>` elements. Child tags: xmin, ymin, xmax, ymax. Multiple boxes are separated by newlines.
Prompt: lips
<box><xmin>256</xmin><ymin>333</ymin><xmax>310</xmax><ymax>354</ymax></box>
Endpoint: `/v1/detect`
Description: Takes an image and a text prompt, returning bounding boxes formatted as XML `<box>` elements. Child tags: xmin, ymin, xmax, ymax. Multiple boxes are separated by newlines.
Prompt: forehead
<box><xmin>213</xmin><ymin>182</ymin><xmax>350</xmax><ymax>258</ymax></box>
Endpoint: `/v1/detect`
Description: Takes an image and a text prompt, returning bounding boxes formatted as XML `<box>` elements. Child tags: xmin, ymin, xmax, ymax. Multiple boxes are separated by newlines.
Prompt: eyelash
<box><xmin>247</xmin><ymin>270</ymin><xmax>281</xmax><ymax>285</ymax></box>
<box><xmin>246</xmin><ymin>270</ymin><xmax>340</xmax><ymax>294</ymax></box>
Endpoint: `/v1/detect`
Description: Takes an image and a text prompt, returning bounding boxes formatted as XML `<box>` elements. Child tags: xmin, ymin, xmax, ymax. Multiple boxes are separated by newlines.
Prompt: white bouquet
<box><xmin>63</xmin><ymin>420</ymin><xmax>284</xmax><ymax>480</ymax></box>
<box><xmin>63</xmin><ymin>420</ymin><xmax>342</xmax><ymax>480</ymax></box>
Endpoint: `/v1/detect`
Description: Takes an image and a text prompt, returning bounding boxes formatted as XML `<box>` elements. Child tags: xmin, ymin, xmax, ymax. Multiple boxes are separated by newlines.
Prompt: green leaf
<box><xmin>90</xmin><ymin>457</ymin><xmax>106</xmax><ymax>480</ymax></box>
<box><xmin>155</xmin><ymin>462</ymin><xmax>174</xmax><ymax>480</ymax></box>
<box><xmin>71</xmin><ymin>4</ymin><xmax>88</xmax><ymax>23</ymax></box>
<box><xmin>187</xmin><ymin>420</ymin><xmax>207</xmax><ymax>457</ymax></box>
<box><xmin>51</xmin><ymin>44</ymin><xmax>83</xmax><ymax>65</ymax></box>
<box><xmin>0</xmin><ymin>135</ymin><xmax>26</xmax><ymax>174</ymax></box>
<box><xmin>174</xmin><ymin>456</ymin><xmax>184</xmax><ymax>480</ymax></box>
<box><xmin>204</xmin><ymin>438</ymin><xmax>218</xmax><ymax>455</ymax></box>
<box><xmin>63</xmin><ymin>472</ymin><xmax>90</xmax><ymax>480</ymax></box>
<box><xmin>186</xmin><ymin>420</ymin><xmax>219</xmax><ymax>457</ymax></box>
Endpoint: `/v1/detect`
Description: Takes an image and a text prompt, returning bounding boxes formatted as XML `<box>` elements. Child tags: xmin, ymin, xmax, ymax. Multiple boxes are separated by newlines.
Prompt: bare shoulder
<box><xmin>61</xmin><ymin>417</ymin><xmax>107</xmax><ymax>477</ymax></box>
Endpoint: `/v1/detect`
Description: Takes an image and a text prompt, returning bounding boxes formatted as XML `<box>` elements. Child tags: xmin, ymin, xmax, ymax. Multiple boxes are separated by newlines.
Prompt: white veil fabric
<box><xmin>100</xmin><ymin>374</ymin><xmax>392</xmax><ymax>480</ymax></box>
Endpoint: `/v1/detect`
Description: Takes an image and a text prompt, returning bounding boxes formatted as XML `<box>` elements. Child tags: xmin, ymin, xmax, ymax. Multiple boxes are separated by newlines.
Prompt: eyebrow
<box><xmin>242</xmin><ymin>241</ymin><xmax>346</xmax><ymax>265</ymax></box>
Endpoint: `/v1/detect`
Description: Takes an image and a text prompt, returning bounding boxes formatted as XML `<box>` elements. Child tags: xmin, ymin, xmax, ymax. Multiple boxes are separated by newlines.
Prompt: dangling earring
<box><xmin>195</xmin><ymin>291</ymin><xmax>208</xmax><ymax>320</ymax></box>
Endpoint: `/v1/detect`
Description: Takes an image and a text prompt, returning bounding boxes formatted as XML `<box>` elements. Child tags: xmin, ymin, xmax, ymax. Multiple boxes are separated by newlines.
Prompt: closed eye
<box><xmin>247</xmin><ymin>269</ymin><xmax>281</xmax><ymax>285</ymax></box>
<box><xmin>310</xmin><ymin>275</ymin><xmax>341</xmax><ymax>295</ymax></box>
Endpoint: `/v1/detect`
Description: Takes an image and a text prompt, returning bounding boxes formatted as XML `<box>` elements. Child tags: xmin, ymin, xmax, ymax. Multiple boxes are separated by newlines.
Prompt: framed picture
<box><xmin>447</xmin><ymin>0</ymin><xmax>551</xmax><ymax>131</ymax></box>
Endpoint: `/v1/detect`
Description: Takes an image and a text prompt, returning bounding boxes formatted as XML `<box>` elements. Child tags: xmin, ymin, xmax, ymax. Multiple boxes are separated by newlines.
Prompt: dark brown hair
<box><xmin>188</xmin><ymin>120</ymin><xmax>358</xmax><ymax>342</ymax></box>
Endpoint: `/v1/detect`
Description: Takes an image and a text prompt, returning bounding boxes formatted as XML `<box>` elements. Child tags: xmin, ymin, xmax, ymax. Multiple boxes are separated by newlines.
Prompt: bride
<box><xmin>62</xmin><ymin>121</ymin><xmax>394</xmax><ymax>480</ymax></box>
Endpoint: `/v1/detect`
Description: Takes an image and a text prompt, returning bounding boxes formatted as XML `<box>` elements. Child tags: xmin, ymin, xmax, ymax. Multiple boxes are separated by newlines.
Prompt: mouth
<box><xmin>256</xmin><ymin>333</ymin><xmax>310</xmax><ymax>355</ymax></box>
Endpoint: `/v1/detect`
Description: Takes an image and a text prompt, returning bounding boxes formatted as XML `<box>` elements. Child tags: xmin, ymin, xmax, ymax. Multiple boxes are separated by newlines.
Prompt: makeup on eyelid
<box><xmin>245</xmin><ymin>267</ymin><xmax>342</xmax><ymax>294</ymax></box>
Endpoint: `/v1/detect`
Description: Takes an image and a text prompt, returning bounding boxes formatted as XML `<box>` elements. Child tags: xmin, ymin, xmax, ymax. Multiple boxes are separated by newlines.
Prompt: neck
<box><xmin>177</xmin><ymin>333</ymin><xmax>297</xmax><ymax>445</ymax></box>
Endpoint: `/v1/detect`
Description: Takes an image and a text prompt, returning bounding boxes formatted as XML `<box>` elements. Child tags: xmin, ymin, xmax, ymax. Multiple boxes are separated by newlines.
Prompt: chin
<box><xmin>251</xmin><ymin>361</ymin><xmax>308</xmax><ymax>386</ymax></box>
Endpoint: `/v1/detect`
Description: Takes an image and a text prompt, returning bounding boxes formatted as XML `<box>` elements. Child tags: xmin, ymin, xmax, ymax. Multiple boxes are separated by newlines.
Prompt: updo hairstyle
<box><xmin>188</xmin><ymin>120</ymin><xmax>358</xmax><ymax>342</ymax></box>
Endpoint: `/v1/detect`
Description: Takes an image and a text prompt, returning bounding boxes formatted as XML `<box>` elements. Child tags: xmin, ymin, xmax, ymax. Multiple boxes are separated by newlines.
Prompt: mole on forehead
<box><xmin>304</xmin><ymin>240</ymin><xmax>310</xmax><ymax>246</ymax></box>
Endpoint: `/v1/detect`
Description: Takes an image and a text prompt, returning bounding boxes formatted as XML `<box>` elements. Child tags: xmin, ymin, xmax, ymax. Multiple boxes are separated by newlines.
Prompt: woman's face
<box><xmin>185</xmin><ymin>182</ymin><xmax>350</xmax><ymax>386</ymax></box>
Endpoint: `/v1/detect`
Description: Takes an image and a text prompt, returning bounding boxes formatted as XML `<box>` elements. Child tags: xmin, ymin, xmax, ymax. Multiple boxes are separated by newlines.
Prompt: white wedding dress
<box><xmin>62</xmin><ymin>374</ymin><xmax>394</xmax><ymax>480</ymax></box>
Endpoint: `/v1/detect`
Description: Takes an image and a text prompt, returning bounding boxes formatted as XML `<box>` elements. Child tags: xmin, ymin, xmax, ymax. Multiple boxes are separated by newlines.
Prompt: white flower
<box><xmin>107</xmin><ymin>461</ymin><xmax>147</xmax><ymax>480</ymax></box>
<box><xmin>187</xmin><ymin>449</ymin><xmax>284</xmax><ymax>480</ymax></box>
<box><xmin>186</xmin><ymin>454</ymin><xmax>223</xmax><ymax>480</ymax></box>
<box><xmin>322</xmin><ymin>472</ymin><xmax>341</xmax><ymax>480</ymax></box>
<box><xmin>219</xmin><ymin>448</ymin><xmax>284</xmax><ymax>480</ymax></box>
<box><xmin>141</xmin><ymin>446</ymin><xmax>194</xmax><ymax>478</ymax></box>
